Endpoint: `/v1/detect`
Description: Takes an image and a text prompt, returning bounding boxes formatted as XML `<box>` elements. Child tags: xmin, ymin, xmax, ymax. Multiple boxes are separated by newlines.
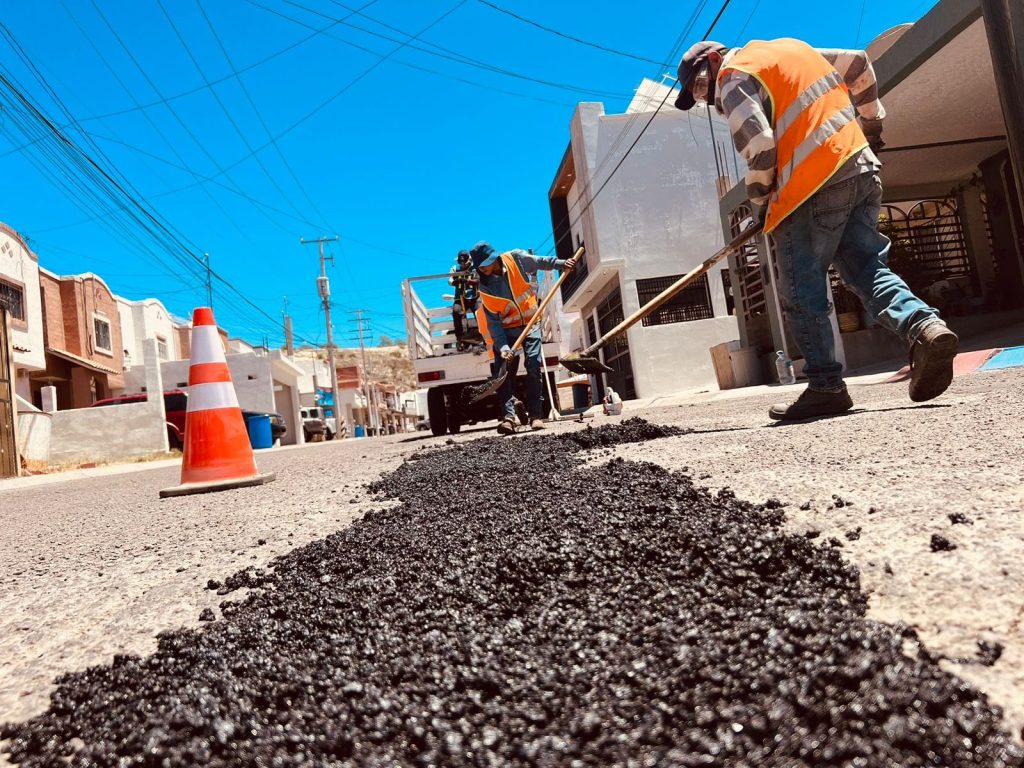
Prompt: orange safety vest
<box><xmin>476</xmin><ymin>306</ymin><xmax>495</xmax><ymax>362</ymax></box>
<box><xmin>478</xmin><ymin>252</ymin><xmax>539</xmax><ymax>331</ymax></box>
<box><xmin>719</xmin><ymin>38</ymin><xmax>869</xmax><ymax>233</ymax></box>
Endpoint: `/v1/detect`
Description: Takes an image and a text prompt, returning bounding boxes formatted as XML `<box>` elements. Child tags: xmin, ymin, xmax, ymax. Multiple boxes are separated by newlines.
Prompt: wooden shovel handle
<box><xmin>581</xmin><ymin>225</ymin><xmax>762</xmax><ymax>358</ymax></box>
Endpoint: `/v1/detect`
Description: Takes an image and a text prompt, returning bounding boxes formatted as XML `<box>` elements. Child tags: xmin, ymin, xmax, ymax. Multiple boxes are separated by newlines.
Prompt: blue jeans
<box><xmin>770</xmin><ymin>172</ymin><xmax>941</xmax><ymax>391</ymax></box>
<box><xmin>496</xmin><ymin>329</ymin><xmax>543</xmax><ymax>420</ymax></box>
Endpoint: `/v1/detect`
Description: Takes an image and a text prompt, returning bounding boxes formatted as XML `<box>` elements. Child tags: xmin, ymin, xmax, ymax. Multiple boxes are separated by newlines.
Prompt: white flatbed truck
<box><xmin>402</xmin><ymin>271</ymin><xmax>562</xmax><ymax>436</ymax></box>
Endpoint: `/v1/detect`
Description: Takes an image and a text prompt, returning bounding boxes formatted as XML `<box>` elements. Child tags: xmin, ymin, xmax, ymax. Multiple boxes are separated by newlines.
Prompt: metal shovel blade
<box><xmin>559</xmin><ymin>352</ymin><xmax>613</xmax><ymax>375</ymax></box>
<box><xmin>463</xmin><ymin>365</ymin><xmax>508</xmax><ymax>405</ymax></box>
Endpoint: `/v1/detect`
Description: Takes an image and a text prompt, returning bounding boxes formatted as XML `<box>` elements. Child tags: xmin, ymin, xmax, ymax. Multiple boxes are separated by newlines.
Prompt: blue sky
<box><xmin>0</xmin><ymin>0</ymin><xmax>937</xmax><ymax>347</ymax></box>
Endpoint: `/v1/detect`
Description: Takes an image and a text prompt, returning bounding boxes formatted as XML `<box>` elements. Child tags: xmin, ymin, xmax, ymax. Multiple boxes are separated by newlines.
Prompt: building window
<box><xmin>93</xmin><ymin>314</ymin><xmax>112</xmax><ymax>354</ymax></box>
<box><xmin>0</xmin><ymin>277</ymin><xmax>26</xmax><ymax>326</ymax></box>
<box><xmin>636</xmin><ymin>273</ymin><xmax>714</xmax><ymax>327</ymax></box>
<box><xmin>156</xmin><ymin>335</ymin><xmax>168</xmax><ymax>360</ymax></box>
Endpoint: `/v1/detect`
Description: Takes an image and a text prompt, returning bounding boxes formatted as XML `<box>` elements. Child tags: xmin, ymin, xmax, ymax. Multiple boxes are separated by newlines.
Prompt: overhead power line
<box><xmin>255</xmin><ymin>0</ymin><xmax>628</xmax><ymax>100</ymax></box>
<box><xmin>196</xmin><ymin>0</ymin><xmax>343</xmax><ymax>233</ymax></box>
<box><xmin>474</xmin><ymin>0</ymin><xmax>671</xmax><ymax>67</ymax></box>
<box><xmin>534</xmin><ymin>0</ymin><xmax>734</xmax><ymax>256</ymax></box>
<box><xmin>0</xmin><ymin>61</ymin><xmax>319</xmax><ymax>346</ymax></box>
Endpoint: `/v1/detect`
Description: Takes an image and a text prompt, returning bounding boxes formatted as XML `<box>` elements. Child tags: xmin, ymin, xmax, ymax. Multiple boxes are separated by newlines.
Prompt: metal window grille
<box><xmin>636</xmin><ymin>273</ymin><xmax>714</xmax><ymax>327</ymax></box>
<box><xmin>0</xmin><ymin>279</ymin><xmax>25</xmax><ymax>321</ymax></box>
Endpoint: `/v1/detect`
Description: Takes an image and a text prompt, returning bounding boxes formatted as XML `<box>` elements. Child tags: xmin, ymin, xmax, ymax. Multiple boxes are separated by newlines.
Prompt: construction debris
<box><xmin>3</xmin><ymin>419</ymin><xmax>1019</xmax><ymax>766</ymax></box>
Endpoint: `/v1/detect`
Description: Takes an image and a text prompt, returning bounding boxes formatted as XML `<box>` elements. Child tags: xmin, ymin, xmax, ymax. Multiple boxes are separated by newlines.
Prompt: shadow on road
<box><xmin>766</xmin><ymin>401</ymin><xmax>953</xmax><ymax>427</ymax></box>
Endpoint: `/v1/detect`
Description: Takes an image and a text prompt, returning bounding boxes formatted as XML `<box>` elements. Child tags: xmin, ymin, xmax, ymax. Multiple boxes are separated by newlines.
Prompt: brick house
<box><xmin>32</xmin><ymin>268</ymin><xmax>125</xmax><ymax>409</ymax></box>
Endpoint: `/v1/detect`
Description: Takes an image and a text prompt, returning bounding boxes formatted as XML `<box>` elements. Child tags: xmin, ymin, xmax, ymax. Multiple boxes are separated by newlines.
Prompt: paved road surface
<box><xmin>2</xmin><ymin>368</ymin><xmax>1022</xmax><ymax>754</ymax></box>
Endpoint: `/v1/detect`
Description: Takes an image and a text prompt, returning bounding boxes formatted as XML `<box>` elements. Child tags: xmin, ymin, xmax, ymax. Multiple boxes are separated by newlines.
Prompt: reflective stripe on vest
<box><xmin>720</xmin><ymin>39</ymin><xmax>869</xmax><ymax>233</ymax></box>
<box><xmin>476</xmin><ymin>308</ymin><xmax>495</xmax><ymax>361</ymax></box>
<box><xmin>478</xmin><ymin>253</ymin><xmax>539</xmax><ymax>330</ymax></box>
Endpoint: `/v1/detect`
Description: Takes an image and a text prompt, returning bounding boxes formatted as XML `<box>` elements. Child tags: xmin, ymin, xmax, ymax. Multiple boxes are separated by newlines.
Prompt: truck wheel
<box><xmin>427</xmin><ymin>388</ymin><xmax>448</xmax><ymax>437</ymax></box>
<box><xmin>325</xmin><ymin>428</ymin><xmax>335</xmax><ymax>441</ymax></box>
<box><xmin>446</xmin><ymin>388</ymin><xmax>463</xmax><ymax>434</ymax></box>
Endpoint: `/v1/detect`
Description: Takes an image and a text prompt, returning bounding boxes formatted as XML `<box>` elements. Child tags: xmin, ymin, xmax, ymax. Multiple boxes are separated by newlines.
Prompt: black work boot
<box><xmin>909</xmin><ymin>323</ymin><xmax>959</xmax><ymax>402</ymax></box>
<box><xmin>768</xmin><ymin>386</ymin><xmax>854</xmax><ymax>421</ymax></box>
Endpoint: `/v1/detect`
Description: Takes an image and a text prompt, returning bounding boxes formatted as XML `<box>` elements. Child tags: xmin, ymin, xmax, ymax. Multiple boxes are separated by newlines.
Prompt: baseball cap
<box><xmin>675</xmin><ymin>41</ymin><xmax>727</xmax><ymax>110</ymax></box>
<box><xmin>470</xmin><ymin>241</ymin><xmax>498</xmax><ymax>269</ymax></box>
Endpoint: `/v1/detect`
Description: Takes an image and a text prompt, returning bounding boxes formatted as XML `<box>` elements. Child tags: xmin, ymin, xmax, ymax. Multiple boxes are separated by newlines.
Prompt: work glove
<box><xmin>868</xmin><ymin>133</ymin><xmax>886</xmax><ymax>156</ymax></box>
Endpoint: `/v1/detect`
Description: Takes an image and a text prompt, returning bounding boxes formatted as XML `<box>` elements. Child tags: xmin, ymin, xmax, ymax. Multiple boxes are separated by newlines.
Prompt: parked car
<box><xmin>300</xmin><ymin>408</ymin><xmax>327</xmax><ymax>442</ymax></box>
<box><xmin>300</xmin><ymin>406</ymin><xmax>343</xmax><ymax>440</ymax></box>
<box><xmin>91</xmin><ymin>391</ymin><xmax>286</xmax><ymax>449</ymax></box>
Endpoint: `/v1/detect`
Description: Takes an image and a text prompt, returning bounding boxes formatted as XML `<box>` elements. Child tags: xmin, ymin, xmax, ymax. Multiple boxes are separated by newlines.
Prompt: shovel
<box><xmin>465</xmin><ymin>246</ymin><xmax>586</xmax><ymax>405</ymax></box>
<box><xmin>560</xmin><ymin>223</ymin><xmax>764</xmax><ymax>375</ymax></box>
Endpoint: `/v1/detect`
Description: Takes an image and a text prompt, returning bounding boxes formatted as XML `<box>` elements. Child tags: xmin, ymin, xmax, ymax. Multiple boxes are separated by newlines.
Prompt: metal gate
<box><xmin>595</xmin><ymin>287</ymin><xmax>636</xmax><ymax>400</ymax></box>
<box><xmin>0</xmin><ymin>305</ymin><xmax>17</xmax><ymax>478</ymax></box>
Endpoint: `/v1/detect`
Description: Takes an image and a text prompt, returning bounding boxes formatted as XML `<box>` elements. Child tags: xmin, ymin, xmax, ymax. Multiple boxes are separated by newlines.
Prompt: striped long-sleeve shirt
<box><xmin>714</xmin><ymin>45</ymin><xmax>886</xmax><ymax>209</ymax></box>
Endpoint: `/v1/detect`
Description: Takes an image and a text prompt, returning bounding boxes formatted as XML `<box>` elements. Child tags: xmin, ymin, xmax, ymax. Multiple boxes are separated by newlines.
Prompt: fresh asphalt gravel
<box><xmin>3</xmin><ymin>419</ymin><xmax>1021</xmax><ymax>766</ymax></box>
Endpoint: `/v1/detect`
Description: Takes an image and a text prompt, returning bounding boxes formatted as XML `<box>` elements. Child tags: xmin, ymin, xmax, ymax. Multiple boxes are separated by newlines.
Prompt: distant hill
<box><xmin>293</xmin><ymin>344</ymin><xmax>416</xmax><ymax>391</ymax></box>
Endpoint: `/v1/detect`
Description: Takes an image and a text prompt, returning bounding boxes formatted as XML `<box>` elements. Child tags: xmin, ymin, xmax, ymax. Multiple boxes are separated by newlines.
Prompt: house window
<box><xmin>636</xmin><ymin>273</ymin><xmax>714</xmax><ymax>327</ymax></box>
<box><xmin>0</xmin><ymin>277</ymin><xmax>26</xmax><ymax>325</ymax></box>
<box><xmin>156</xmin><ymin>335</ymin><xmax>168</xmax><ymax>360</ymax></box>
<box><xmin>93</xmin><ymin>314</ymin><xmax>112</xmax><ymax>354</ymax></box>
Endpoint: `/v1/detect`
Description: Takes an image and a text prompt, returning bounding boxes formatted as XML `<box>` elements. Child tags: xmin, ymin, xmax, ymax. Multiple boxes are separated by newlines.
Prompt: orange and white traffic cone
<box><xmin>160</xmin><ymin>307</ymin><xmax>275</xmax><ymax>498</ymax></box>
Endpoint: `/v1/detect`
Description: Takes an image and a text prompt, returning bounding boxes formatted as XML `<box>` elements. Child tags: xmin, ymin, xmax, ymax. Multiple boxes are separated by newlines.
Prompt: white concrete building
<box><xmin>550</xmin><ymin>80</ymin><xmax>745</xmax><ymax>400</ymax></box>
<box><xmin>0</xmin><ymin>223</ymin><xmax>45</xmax><ymax>401</ymax></box>
<box><xmin>124</xmin><ymin>350</ymin><xmax>306</xmax><ymax>446</ymax></box>
<box><xmin>295</xmin><ymin>358</ymin><xmax>331</xmax><ymax>407</ymax></box>
<box><xmin>116</xmin><ymin>296</ymin><xmax>181</xmax><ymax>369</ymax></box>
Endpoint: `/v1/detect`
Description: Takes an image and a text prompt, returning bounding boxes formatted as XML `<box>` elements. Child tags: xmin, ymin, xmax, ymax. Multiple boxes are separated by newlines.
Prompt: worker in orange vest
<box><xmin>675</xmin><ymin>39</ymin><xmax>958</xmax><ymax>421</ymax></box>
<box><xmin>471</xmin><ymin>241</ymin><xmax>579</xmax><ymax>434</ymax></box>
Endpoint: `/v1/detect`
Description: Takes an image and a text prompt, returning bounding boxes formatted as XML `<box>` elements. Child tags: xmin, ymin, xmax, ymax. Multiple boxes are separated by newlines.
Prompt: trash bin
<box><xmin>354</xmin><ymin>424</ymin><xmax>366</xmax><ymax>438</ymax></box>
<box><xmin>246</xmin><ymin>414</ymin><xmax>273</xmax><ymax>449</ymax></box>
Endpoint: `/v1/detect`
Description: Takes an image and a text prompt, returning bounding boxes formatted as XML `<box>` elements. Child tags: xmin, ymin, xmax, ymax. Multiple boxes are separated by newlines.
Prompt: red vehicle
<box><xmin>91</xmin><ymin>390</ymin><xmax>285</xmax><ymax>450</ymax></box>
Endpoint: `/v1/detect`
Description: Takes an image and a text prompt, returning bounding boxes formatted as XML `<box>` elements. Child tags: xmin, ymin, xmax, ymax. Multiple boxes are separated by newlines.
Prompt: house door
<box><xmin>0</xmin><ymin>306</ymin><xmax>17</xmax><ymax>478</ymax></box>
<box><xmin>595</xmin><ymin>287</ymin><xmax>636</xmax><ymax>400</ymax></box>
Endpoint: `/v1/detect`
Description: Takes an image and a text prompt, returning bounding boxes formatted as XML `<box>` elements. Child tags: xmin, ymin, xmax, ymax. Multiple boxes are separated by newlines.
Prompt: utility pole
<box><xmin>301</xmin><ymin>236</ymin><xmax>341</xmax><ymax>433</ymax></box>
<box><xmin>352</xmin><ymin>308</ymin><xmax>377</xmax><ymax>435</ymax></box>
<box><xmin>203</xmin><ymin>253</ymin><xmax>213</xmax><ymax>309</ymax></box>
<box><xmin>282</xmin><ymin>296</ymin><xmax>294</xmax><ymax>356</ymax></box>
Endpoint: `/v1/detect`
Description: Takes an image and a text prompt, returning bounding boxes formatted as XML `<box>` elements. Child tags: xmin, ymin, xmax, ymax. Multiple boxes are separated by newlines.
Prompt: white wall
<box><xmin>48</xmin><ymin>338</ymin><xmax>168</xmax><ymax>465</ymax></box>
<box><xmin>49</xmin><ymin>400</ymin><xmax>167</xmax><ymax>464</ymax></box>
<box><xmin>116</xmin><ymin>296</ymin><xmax>179</xmax><ymax>368</ymax></box>
<box><xmin>15</xmin><ymin>396</ymin><xmax>51</xmax><ymax>465</ymax></box>
<box><xmin>295</xmin><ymin>358</ymin><xmax>330</xmax><ymax>397</ymax></box>
<box><xmin>0</xmin><ymin>227</ymin><xmax>45</xmax><ymax>378</ymax></box>
<box><xmin>565</xmin><ymin>100</ymin><xmax>743</xmax><ymax>398</ymax></box>
<box><xmin>150</xmin><ymin>353</ymin><xmax>277</xmax><ymax>413</ymax></box>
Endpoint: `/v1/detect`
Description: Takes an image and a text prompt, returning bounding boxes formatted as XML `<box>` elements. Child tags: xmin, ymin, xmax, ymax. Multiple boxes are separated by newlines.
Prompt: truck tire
<box><xmin>427</xmin><ymin>388</ymin><xmax>447</xmax><ymax>437</ymax></box>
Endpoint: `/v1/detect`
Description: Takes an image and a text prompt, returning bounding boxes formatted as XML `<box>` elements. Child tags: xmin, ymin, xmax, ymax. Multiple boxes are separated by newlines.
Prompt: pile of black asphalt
<box><xmin>4</xmin><ymin>419</ymin><xmax>1021</xmax><ymax>766</ymax></box>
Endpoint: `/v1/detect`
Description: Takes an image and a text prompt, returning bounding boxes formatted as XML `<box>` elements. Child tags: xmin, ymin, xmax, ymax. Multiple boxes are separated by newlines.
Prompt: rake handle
<box><xmin>580</xmin><ymin>225</ymin><xmax>762</xmax><ymax>358</ymax></box>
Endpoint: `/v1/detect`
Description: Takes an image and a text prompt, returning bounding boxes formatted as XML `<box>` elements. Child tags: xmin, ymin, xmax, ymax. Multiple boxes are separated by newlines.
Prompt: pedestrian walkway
<box><xmin>882</xmin><ymin>345</ymin><xmax>1024</xmax><ymax>385</ymax></box>
<box><xmin>981</xmin><ymin>345</ymin><xmax>1024</xmax><ymax>371</ymax></box>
